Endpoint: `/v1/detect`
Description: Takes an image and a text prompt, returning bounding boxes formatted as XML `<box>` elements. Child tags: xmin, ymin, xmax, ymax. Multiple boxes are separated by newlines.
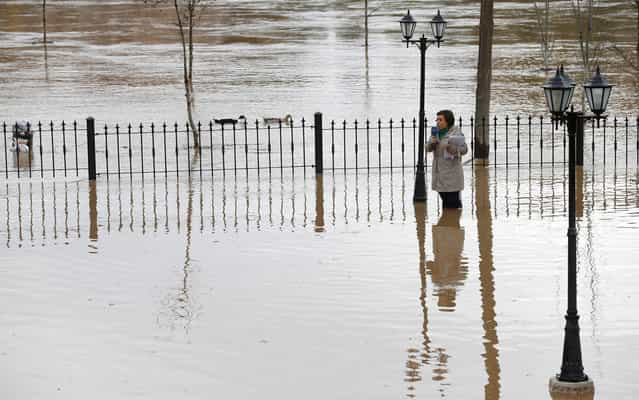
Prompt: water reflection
<box><xmin>158</xmin><ymin>174</ymin><xmax>200</xmax><ymax>333</ymax></box>
<box><xmin>2</xmin><ymin>168</ymin><xmax>639</xmax><ymax>398</ymax></box>
<box><xmin>425</xmin><ymin>209</ymin><xmax>466</xmax><ymax>393</ymax></box>
<box><xmin>2</xmin><ymin>167</ymin><xmax>639</xmax><ymax>248</ymax></box>
<box><xmin>427</xmin><ymin>209</ymin><xmax>467</xmax><ymax>312</ymax></box>
<box><xmin>89</xmin><ymin>181</ymin><xmax>97</xmax><ymax>241</ymax></box>
<box><xmin>405</xmin><ymin>204</ymin><xmax>468</xmax><ymax>396</ymax></box>
<box><xmin>576</xmin><ymin>167</ymin><xmax>584</xmax><ymax>219</ymax></box>
<box><xmin>405</xmin><ymin>202</ymin><xmax>431</xmax><ymax>398</ymax></box>
<box><xmin>158</xmin><ymin>155</ymin><xmax>203</xmax><ymax>332</ymax></box>
<box><xmin>475</xmin><ymin>166</ymin><xmax>501</xmax><ymax>400</ymax></box>
<box><xmin>315</xmin><ymin>175</ymin><xmax>324</xmax><ymax>232</ymax></box>
<box><xmin>13</xmin><ymin>149</ymin><xmax>32</xmax><ymax>173</ymax></box>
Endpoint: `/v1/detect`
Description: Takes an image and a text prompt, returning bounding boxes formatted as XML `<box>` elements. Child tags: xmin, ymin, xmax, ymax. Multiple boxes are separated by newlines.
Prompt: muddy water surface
<box><xmin>1</xmin><ymin>167</ymin><xmax>639</xmax><ymax>399</ymax></box>
<box><xmin>1</xmin><ymin>0</ymin><xmax>638</xmax><ymax>123</ymax></box>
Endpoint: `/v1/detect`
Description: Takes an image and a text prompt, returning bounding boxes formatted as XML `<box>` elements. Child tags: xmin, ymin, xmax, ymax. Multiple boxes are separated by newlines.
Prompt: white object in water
<box><xmin>11</xmin><ymin>140</ymin><xmax>30</xmax><ymax>153</ymax></box>
<box><xmin>262</xmin><ymin>114</ymin><xmax>292</xmax><ymax>126</ymax></box>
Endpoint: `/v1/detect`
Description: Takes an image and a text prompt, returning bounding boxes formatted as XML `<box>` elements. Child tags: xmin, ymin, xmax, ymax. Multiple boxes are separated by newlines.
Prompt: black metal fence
<box><xmin>2</xmin><ymin>121</ymin><xmax>85</xmax><ymax>179</ymax></box>
<box><xmin>2</xmin><ymin>114</ymin><xmax>638</xmax><ymax>181</ymax></box>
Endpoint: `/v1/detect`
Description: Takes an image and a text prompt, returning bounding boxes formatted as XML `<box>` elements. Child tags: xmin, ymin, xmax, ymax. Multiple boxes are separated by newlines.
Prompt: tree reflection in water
<box><xmin>475</xmin><ymin>166</ymin><xmax>501</xmax><ymax>400</ymax></box>
<box><xmin>157</xmin><ymin>156</ymin><xmax>202</xmax><ymax>333</ymax></box>
<box><xmin>1</xmin><ymin>166</ymin><xmax>639</xmax><ymax>396</ymax></box>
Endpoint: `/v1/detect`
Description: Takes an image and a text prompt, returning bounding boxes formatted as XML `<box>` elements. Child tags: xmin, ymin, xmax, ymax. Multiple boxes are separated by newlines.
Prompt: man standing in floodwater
<box><xmin>426</xmin><ymin>110</ymin><xmax>468</xmax><ymax>209</ymax></box>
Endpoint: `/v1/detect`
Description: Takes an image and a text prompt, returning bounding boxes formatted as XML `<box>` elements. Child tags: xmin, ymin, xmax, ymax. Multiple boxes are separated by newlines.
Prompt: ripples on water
<box><xmin>2</xmin><ymin>0</ymin><xmax>639</xmax><ymax>397</ymax></box>
<box><xmin>1</xmin><ymin>0</ymin><xmax>638</xmax><ymax>122</ymax></box>
<box><xmin>1</xmin><ymin>166</ymin><xmax>639</xmax><ymax>398</ymax></box>
<box><xmin>2</xmin><ymin>167</ymin><xmax>638</xmax><ymax>244</ymax></box>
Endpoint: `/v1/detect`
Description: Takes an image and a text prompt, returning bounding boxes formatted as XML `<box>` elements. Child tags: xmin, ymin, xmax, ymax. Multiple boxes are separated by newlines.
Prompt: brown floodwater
<box><xmin>0</xmin><ymin>0</ymin><xmax>637</xmax><ymax>124</ymax></box>
<box><xmin>2</xmin><ymin>1</ymin><xmax>639</xmax><ymax>399</ymax></box>
<box><xmin>1</xmin><ymin>165</ymin><xmax>639</xmax><ymax>399</ymax></box>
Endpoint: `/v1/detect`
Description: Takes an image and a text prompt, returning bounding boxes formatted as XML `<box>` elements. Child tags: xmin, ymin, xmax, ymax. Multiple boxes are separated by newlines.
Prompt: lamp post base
<box><xmin>549</xmin><ymin>377</ymin><xmax>594</xmax><ymax>400</ymax></box>
<box><xmin>413</xmin><ymin>169</ymin><xmax>427</xmax><ymax>202</ymax></box>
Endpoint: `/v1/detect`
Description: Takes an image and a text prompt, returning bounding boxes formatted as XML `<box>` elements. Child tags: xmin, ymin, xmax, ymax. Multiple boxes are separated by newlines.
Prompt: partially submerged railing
<box><xmin>1</xmin><ymin>114</ymin><xmax>638</xmax><ymax>181</ymax></box>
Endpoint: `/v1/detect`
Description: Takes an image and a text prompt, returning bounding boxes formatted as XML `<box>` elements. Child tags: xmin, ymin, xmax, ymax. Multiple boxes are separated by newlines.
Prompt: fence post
<box><xmin>314</xmin><ymin>112</ymin><xmax>323</xmax><ymax>174</ymax></box>
<box><xmin>87</xmin><ymin>117</ymin><xmax>96</xmax><ymax>180</ymax></box>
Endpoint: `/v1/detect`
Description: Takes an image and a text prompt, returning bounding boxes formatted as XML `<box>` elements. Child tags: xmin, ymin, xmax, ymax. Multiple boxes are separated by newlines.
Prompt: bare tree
<box><xmin>364</xmin><ymin>0</ymin><xmax>384</xmax><ymax>47</ymax></box>
<box><xmin>42</xmin><ymin>0</ymin><xmax>49</xmax><ymax>79</ymax></box>
<box><xmin>144</xmin><ymin>0</ymin><xmax>208</xmax><ymax>149</ymax></box>
<box><xmin>533</xmin><ymin>0</ymin><xmax>555</xmax><ymax>71</ymax></box>
<box><xmin>474</xmin><ymin>0</ymin><xmax>494</xmax><ymax>161</ymax></box>
<box><xmin>42</xmin><ymin>0</ymin><xmax>47</xmax><ymax>44</ymax></box>
<box><xmin>571</xmin><ymin>0</ymin><xmax>603</xmax><ymax>103</ymax></box>
<box><xmin>636</xmin><ymin>0</ymin><xmax>639</xmax><ymax>71</ymax></box>
<box><xmin>613</xmin><ymin>1</ymin><xmax>639</xmax><ymax>88</ymax></box>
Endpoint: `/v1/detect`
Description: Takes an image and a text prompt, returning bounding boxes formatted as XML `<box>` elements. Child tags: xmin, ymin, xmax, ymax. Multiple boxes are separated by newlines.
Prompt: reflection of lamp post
<box><xmin>89</xmin><ymin>181</ymin><xmax>98</xmax><ymax>241</ymax></box>
<box><xmin>314</xmin><ymin>175</ymin><xmax>325</xmax><ymax>232</ymax></box>
<box><xmin>399</xmin><ymin>10</ymin><xmax>447</xmax><ymax>202</ymax></box>
<box><xmin>542</xmin><ymin>65</ymin><xmax>613</xmax><ymax>393</ymax></box>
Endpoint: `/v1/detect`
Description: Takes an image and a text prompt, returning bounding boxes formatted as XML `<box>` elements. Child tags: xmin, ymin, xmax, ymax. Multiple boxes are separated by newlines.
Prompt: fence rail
<box><xmin>2</xmin><ymin>114</ymin><xmax>638</xmax><ymax>181</ymax></box>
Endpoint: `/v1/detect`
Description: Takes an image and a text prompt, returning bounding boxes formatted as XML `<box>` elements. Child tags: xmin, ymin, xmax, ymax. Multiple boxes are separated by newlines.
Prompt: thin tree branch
<box><xmin>367</xmin><ymin>4</ymin><xmax>383</xmax><ymax>17</ymax></box>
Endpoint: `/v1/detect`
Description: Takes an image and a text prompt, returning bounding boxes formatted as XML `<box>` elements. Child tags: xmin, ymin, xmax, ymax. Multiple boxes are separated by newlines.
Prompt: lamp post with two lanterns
<box><xmin>399</xmin><ymin>10</ymin><xmax>447</xmax><ymax>202</ymax></box>
<box><xmin>542</xmin><ymin>65</ymin><xmax>613</xmax><ymax>389</ymax></box>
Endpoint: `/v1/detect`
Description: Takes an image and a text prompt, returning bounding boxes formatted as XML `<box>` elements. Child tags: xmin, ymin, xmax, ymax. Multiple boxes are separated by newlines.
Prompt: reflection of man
<box><xmin>426</xmin><ymin>209</ymin><xmax>467</xmax><ymax>311</ymax></box>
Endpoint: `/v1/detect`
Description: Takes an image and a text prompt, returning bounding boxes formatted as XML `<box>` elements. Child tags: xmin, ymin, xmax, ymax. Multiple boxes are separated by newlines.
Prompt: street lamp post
<box><xmin>542</xmin><ymin>65</ymin><xmax>613</xmax><ymax>389</ymax></box>
<box><xmin>399</xmin><ymin>10</ymin><xmax>447</xmax><ymax>202</ymax></box>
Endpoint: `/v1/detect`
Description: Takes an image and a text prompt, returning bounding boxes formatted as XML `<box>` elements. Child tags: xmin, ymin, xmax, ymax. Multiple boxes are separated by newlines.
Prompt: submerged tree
<box><xmin>42</xmin><ymin>0</ymin><xmax>49</xmax><ymax>79</ymax></box>
<box><xmin>571</xmin><ymin>0</ymin><xmax>603</xmax><ymax>98</ymax></box>
<box><xmin>474</xmin><ymin>0</ymin><xmax>494</xmax><ymax>161</ymax></box>
<box><xmin>42</xmin><ymin>0</ymin><xmax>47</xmax><ymax>45</ymax></box>
<box><xmin>364</xmin><ymin>0</ymin><xmax>384</xmax><ymax>47</ymax></box>
<box><xmin>636</xmin><ymin>0</ymin><xmax>639</xmax><ymax>72</ymax></box>
<box><xmin>144</xmin><ymin>0</ymin><xmax>209</xmax><ymax>149</ymax></box>
<box><xmin>613</xmin><ymin>1</ymin><xmax>639</xmax><ymax>89</ymax></box>
<box><xmin>533</xmin><ymin>0</ymin><xmax>555</xmax><ymax>71</ymax></box>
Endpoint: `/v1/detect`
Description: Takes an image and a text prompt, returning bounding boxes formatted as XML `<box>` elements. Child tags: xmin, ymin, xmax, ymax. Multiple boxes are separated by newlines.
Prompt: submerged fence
<box><xmin>3</xmin><ymin>166</ymin><xmax>639</xmax><ymax>248</ymax></box>
<box><xmin>1</xmin><ymin>113</ymin><xmax>638</xmax><ymax>181</ymax></box>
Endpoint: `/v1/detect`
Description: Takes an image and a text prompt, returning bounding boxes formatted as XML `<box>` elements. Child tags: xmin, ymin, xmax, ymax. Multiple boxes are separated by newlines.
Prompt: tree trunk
<box><xmin>544</xmin><ymin>0</ymin><xmax>551</xmax><ymax>69</ymax></box>
<box><xmin>174</xmin><ymin>0</ymin><xmax>200</xmax><ymax>149</ymax></box>
<box><xmin>474</xmin><ymin>0</ymin><xmax>494</xmax><ymax>161</ymax></box>
<box><xmin>42</xmin><ymin>0</ymin><xmax>47</xmax><ymax>44</ymax></box>
<box><xmin>534</xmin><ymin>0</ymin><xmax>553</xmax><ymax>71</ymax></box>
<box><xmin>573</xmin><ymin>0</ymin><xmax>596</xmax><ymax>107</ymax></box>
<box><xmin>364</xmin><ymin>0</ymin><xmax>369</xmax><ymax>47</ymax></box>
<box><xmin>42</xmin><ymin>0</ymin><xmax>49</xmax><ymax>80</ymax></box>
<box><xmin>187</xmin><ymin>4</ymin><xmax>199</xmax><ymax>150</ymax></box>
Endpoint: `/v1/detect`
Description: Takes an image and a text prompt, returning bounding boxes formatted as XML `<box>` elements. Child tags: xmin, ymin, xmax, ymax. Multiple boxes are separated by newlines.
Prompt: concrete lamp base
<box><xmin>548</xmin><ymin>377</ymin><xmax>595</xmax><ymax>400</ymax></box>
